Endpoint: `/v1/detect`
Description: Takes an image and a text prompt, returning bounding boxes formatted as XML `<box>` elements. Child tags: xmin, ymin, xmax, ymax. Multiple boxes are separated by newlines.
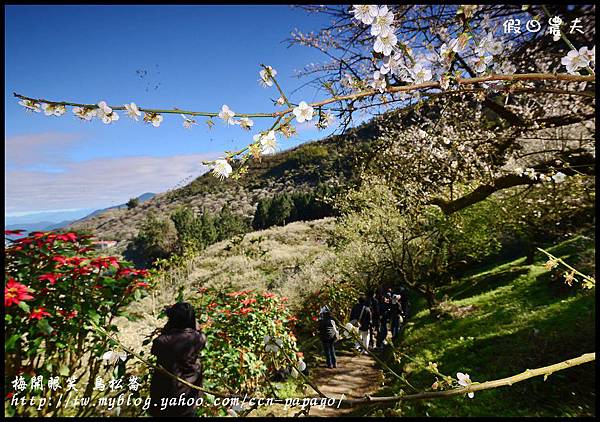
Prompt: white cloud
<box><xmin>5</xmin><ymin>153</ymin><xmax>219</xmax><ymax>214</ymax></box>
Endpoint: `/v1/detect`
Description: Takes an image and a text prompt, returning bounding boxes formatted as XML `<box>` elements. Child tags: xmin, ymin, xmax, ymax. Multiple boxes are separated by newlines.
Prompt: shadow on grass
<box><xmin>400</xmin><ymin>292</ymin><xmax>595</xmax><ymax>417</ymax></box>
<box><xmin>448</xmin><ymin>267</ymin><xmax>529</xmax><ymax>300</ymax></box>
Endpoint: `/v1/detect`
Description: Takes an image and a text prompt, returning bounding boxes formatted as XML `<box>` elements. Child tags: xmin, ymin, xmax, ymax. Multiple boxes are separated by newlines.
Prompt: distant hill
<box><xmin>5</xmin><ymin>220</ymin><xmax>73</xmax><ymax>236</ymax></box>
<box><xmin>76</xmin><ymin>192</ymin><xmax>156</xmax><ymax>221</ymax></box>
<box><xmin>6</xmin><ymin>193</ymin><xmax>156</xmax><ymax>239</ymax></box>
<box><xmin>66</xmin><ymin>112</ymin><xmax>391</xmax><ymax>249</ymax></box>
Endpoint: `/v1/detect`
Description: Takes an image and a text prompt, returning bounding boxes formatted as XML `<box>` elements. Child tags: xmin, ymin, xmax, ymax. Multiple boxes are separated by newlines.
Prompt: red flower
<box><xmin>135</xmin><ymin>281</ymin><xmax>149</xmax><ymax>288</ymax></box>
<box><xmin>117</xmin><ymin>268</ymin><xmax>135</xmax><ymax>277</ymax></box>
<box><xmin>198</xmin><ymin>287</ymin><xmax>208</xmax><ymax>293</ymax></box>
<box><xmin>38</xmin><ymin>273</ymin><xmax>61</xmax><ymax>285</ymax></box>
<box><xmin>52</xmin><ymin>256</ymin><xmax>69</xmax><ymax>266</ymax></box>
<box><xmin>68</xmin><ymin>257</ymin><xmax>85</xmax><ymax>266</ymax></box>
<box><xmin>5</xmin><ymin>229</ymin><xmax>24</xmax><ymax>235</ymax></box>
<box><xmin>262</xmin><ymin>292</ymin><xmax>276</xmax><ymax>299</ymax></box>
<box><xmin>239</xmin><ymin>307</ymin><xmax>253</xmax><ymax>315</ymax></box>
<box><xmin>226</xmin><ymin>291</ymin><xmax>247</xmax><ymax>297</ymax></box>
<box><xmin>311</xmin><ymin>316</ymin><xmax>318</xmax><ymax>321</ymax></box>
<box><xmin>241</xmin><ymin>298</ymin><xmax>257</xmax><ymax>306</ymax></box>
<box><xmin>207</xmin><ymin>302</ymin><xmax>218</xmax><ymax>309</ymax></box>
<box><xmin>56</xmin><ymin>232</ymin><xmax>77</xmax><ymax>242</ymax></box>
<box><xmin>288</xmin><ymin>315</ymin><xmax>299</xmax><ymax>322</ymax></box>
<box><xmin>5</xmin><ymin>278</ymin><xmax>34</xmax><ymax>307</ymax></box>
<box><xmin>296</xmin><ymin>352</ymin><xmax>304</xmax><ymax>358</ymax></box>
<box><xmin>29</xmin><ymin>307</ymin><xmax>51</xmax><ymax>320</ymax></box>
<box><xmin>281</xmin><ymin>297</ymin><xmax>289</xmax><ymax>302</ymax></box>
<box><xmin>58</xmin><ymin>309</ymin><xmax>78</xmax><ymax>319</ymax></box>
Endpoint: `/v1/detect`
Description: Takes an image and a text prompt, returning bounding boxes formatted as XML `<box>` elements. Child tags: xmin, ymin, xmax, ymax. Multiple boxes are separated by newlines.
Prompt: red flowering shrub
<box><xmin>191</xmin><ymin>288</ymin><xmax>302</xmax><ymax>397</ymax></box>
<box><xmin>4</xmin><ymin>230</ymin><xmax>153</xmax><ymax>415</ymax></box>
<box><xmin>294</xmin><ymin>279</ymin><xmax>359</xmax><ymax>336</ymax></box>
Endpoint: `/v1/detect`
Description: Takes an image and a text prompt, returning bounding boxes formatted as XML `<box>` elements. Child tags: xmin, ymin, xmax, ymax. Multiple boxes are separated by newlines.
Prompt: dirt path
<box><xmin>307</xmin><ymin>350</ymin><xmax>383</xmax><ymax>417</ymax></box>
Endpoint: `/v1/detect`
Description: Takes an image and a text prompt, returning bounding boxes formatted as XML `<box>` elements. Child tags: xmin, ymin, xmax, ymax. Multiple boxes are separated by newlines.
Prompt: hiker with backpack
<box><xmin>349</xmin><ymin>296</ymin><xmax>372</xmax><ymax>354</ymax></box>
<box><xmin>318</xmin><ymin>306</ymin><xmax>340</xmax><ymax>368</ymax></box>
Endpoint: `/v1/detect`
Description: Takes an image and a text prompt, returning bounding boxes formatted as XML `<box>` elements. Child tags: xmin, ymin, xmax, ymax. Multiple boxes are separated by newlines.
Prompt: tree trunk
<box><xmin>525</xmin><ymin>241</ymin><xmax>536</xmax><ymax>265</ymax></box>
<box><xmin>423</xmin><ymin>287</ymin><xmax>440</xmax><ymax>317</ymax></box>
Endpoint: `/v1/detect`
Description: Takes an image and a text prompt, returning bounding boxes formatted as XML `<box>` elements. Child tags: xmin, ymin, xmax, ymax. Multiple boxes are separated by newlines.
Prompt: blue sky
<box><xmin>5</xmin><ymin>5</ymin><xmax>338</xmax><ymax>222</ymax></box>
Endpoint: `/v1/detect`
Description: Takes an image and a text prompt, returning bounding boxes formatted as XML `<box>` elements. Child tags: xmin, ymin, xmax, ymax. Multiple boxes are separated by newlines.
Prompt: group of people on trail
<box><xmin>348</xmin><ymin>287</ymin><xmax>408</xmax><ymax>354</ymax></box>
<box><xmin>317</xmin><ymin>287</ymin><xmax>410</xmax><ymax>369</ymax></box>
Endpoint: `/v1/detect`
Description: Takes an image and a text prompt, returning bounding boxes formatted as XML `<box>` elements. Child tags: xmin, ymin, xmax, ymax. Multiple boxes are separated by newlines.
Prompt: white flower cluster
<box><xmin>514</xmin><ymin>167</ymin><xmax>567</xmax><ymax>183</ymax></box>
<box><xmin>561</xmin><ymin>46</ymin><xmax>595</xmax><ymax>75</ymax></box>
<box><xmin>350</xmin><ymin>5</ymin><xmax>437</xmax><ymax>90</ymax></box>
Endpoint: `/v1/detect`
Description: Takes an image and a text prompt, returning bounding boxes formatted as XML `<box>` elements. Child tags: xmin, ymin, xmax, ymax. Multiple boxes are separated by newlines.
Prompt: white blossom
<box><xmin>317</xmin><ymin>112</ymin><xmax>335</xmax><ymax>129</ymax></box>
<box><xmin>42</xmin><ymin>103</ymin><xmax>66</xmax><ymax>117</ymax></box>
<box><xmin>18</xmin><ymin>99</ymin><xmax>41</xmax><ymax>112</ymax></box>
<box><xmin>218</xmin><ymin>104</ymin><xmax>236</xmax><ymax>125</ymax></box>
<box><xmin>293</xmin><ymin>101</ymin><xmax>314</xmax><ymax>123</ymax></box>
<box><xmin>238</xmin><ymin>117</ymin><xmax>254</xmax><ymax>131</ymax></box>
<box><xmin>409</xmin><ymin>62</ymin><xmax>433</xmax><ymax>84</ymax></box>
<box><xmin>144</xmin><ymin>113</ymin><xmax>163</xmax><ymax>128</ymax></box>
<box><xmin>374</xmin><ymin>31</ymin><xmax>398</xmax><ymax>57</ymax></box>
<box><xmin>370</xmin><ymin>6</ymin><xmax>395</xmax><ymax>37</ymax></box>
<box><xmin>524</xmin><ymin>167</ymin><xmax>537</xmax><ymax>180</ymax></box>
<box><xmin>181</xmin><ymin>114</ymin><xmax>197</xmax><ymax>129</ymax></box>
<box><xmin>259</xmin><ymin>66</ymin><xmax>277</xmax><ymax>87</ymax></box>
<box><xmin>96</xmin><ymin>101</ymin><xmax>119</xmax><ymax>124</ymax></box>
<box><xmin>580</xmin><ymin>46</ymin><xmax>595</xmax><ymax>68</ymax></box>
<box><xmin>457</xmin><ymin>372</ymin><xmax>471</xmax><ymax>386</ymax></box>
<box><xmin>350</xmin><ymin>5</ymin><xmax>378</xmax><ymax>25</ymax></box>
<box><xmin>124</xmin><ymin>102</ymin><xmax>141</xmax><ymax>121</ymax></box>
<box><xmin>254</xmin><ymin>130</ymin><xmax>278</xmax><ymax>155</ymax></box>
<box><xmin>275</xmin><ymin>96</ymin><xmax>285</xmax><ymax>106</ymax></box>
<box><xmin>478</xmin><ymin>33</ymin><xmax>503</xmax><ymax>56</ymax></box>
<box><xmin>72</xmin><ymin>107</ymin><xmax>97</xmax><ymax>121</ymax></box>
<box><xmin>371</xmin><ymin>71</ymin><xmax>387</xmax><ymax>92</ymax></box>
<box><xmin>561</xmin><ymin>47</ymin><xmax>591</xmax><ymax>74</ymax></box>
<box><xmin>552</xmin><ymin>171</ymin><xmax>567</xmax><ymax>183</ymax></box>
<box><xmin>211</xmin><ymin>159</ymin><xmax>233</xmax><ymax>180</ymax></box>
<box><xmin>448</xmin><ymin>34</ymin><xmax>470</xmax><ymax>53</ymax></box>
<box><xmin>97</xmin><ymin>101</ymin><xmax>112</xmax><ymax>115</ymax></box>
<box><xmin>298</xmin><ymin>360</ymin><xmax>307</xmax><ymax>371</ymax></box>
<box><xmin>102</xmin><ymin>350</ymin><xmax>127</xmax><ymax>365</ymax></box>
<box><xmin>471</xmin><ymin>49</ymin><xmax>493</xmax><ymax>73</ymax></box>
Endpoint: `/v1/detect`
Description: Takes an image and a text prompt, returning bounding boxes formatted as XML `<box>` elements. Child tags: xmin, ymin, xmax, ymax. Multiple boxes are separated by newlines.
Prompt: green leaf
<box><xmin>37</xmin><ymin>318</ymin><xmax>53</xmax><ymax>335</ymax></box>
<box><xmin>88</xmin><ymin>310</ymin><xmax>100</xmax><ymax>325</ymax></box>
<box><xmin>59</xmin><ymin>365</ymin><xmax>70</xmax><ymax>377</ymax></box>
<box><xmin>5</xmin><ymin>334</ymin><xmax>21</xmax><ymax>351</ymax></box>
<box><xmin>17</xmin><ymin>301</ymin><xmax>30</xmax><ymax>313</ymax></box>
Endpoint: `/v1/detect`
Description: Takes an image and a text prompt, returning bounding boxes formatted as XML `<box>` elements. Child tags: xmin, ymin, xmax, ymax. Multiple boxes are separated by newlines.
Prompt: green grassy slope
<box><xmin>376</xmin><ymin>235</ymin><xmax>595</xmax><ymax>417</ymax></box>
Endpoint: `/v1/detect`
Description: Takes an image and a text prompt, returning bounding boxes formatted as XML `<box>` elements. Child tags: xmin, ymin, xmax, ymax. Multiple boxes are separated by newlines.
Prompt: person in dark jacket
<box><xmin>318</xmin><ymin>306</ymin><xmax>339</xmax><ymax>368</ymax></box>
<box><xmin>390</xmin><ymin>294</ymin><xmax>404</xmax><ymax>339</ymax></box>
<box><xmin>366</xmin><ymin>292</ymin><xmax>379</xmax><ymax>350</ymax></box>
<box><xmin>377</xmin><ymin>296</ymin><xmax>391</xmax><ymax>349</ymax></box>
<box><xmin>149</xmin><ymin>302</ymin><xmax>207</xmax><ymax>417</ymax></box>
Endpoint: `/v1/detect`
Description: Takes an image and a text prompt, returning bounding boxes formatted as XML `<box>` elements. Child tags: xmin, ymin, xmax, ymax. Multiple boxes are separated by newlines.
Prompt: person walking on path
<box><xmin>350</xmin><ymin>297</ymin><xmax>369</xmax><ymax>352</ymax></box>
<box><xmin>318</xmin><ymin>306</ymin><xmax>340</xmax><ymax>368</ymax></box>
<box><xmin>390</xmin><ymin>294</ymin><xmax>404</xmax><ymax>340</ymax></box>
<box><xmin>366</xmin><ymin>291</ymin><xmax>380</xmax><ymax>350</ymax></box>
<box><xmin>377</xmin><ymin>295</ymin><xmax>391</xmax><ymax>350</ymax></box>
